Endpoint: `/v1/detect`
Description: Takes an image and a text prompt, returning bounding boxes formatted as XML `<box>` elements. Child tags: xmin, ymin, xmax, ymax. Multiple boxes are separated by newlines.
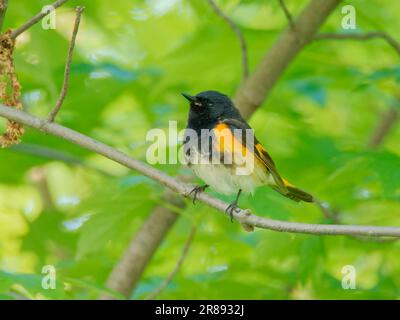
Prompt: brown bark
<box><xmin>0</xmin><ymin>0</ymin><xmax>8</xmax><ymax>31</ymax></box>
<box><xmin>368</xmin><ymin>107</ymin><xmax>399</xmax><ymax>149</ymax></box>
<box><xmin>99</xmin><ymin>191</ymin><xmax>184</xmax><ymax>299</ymax></box>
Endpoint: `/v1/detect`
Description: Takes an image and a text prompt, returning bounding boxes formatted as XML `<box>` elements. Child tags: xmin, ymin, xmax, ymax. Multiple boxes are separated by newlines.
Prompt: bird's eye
<box><xmin>194</xmin><ymin>102</ymin><xmax>202</xmax><ymax>107</ymax></box>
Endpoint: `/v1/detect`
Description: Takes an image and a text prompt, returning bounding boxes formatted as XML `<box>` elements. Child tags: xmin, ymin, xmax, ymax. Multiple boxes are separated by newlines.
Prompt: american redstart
<box><xmin>182</xmin><ymin>90</ymin><xmax>313</xmax><ymax>218</ymax></box>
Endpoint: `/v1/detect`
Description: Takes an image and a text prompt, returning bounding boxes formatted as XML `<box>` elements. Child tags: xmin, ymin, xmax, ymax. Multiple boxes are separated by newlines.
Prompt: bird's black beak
<box><xmin>181</xmin><ymin>93</ymin><xmax>196</xmax><ymax>103</ymax></box>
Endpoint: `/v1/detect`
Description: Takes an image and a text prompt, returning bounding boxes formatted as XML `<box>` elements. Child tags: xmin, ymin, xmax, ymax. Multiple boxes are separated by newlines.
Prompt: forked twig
<box><xmin>47</xmin><ymin>6</ymin><xmax>84</xmax><ymax>122</ymax></box>
<box><xmin>0</xmin><ymin>0</ymin><xmax>8</xmax><ymax>31</ymax></box>
<box><xmin>207</xmin><ymin>0</ymin><xmax>249</xmax><ymax>79</ymax></box>
<box><xmin>10</xmin><ymin>0</ymin><xmax>70</xmax><ymax>39</ymax></box>
<box><xmin>145</xmin><ymin>226</ymin><xmax>197</xmax><ymax>300</ymax></box>
<box><xmin>314</xmin><ymin>32</ymin><xmax>400</xmax><ymax>56</ymax></box>
<box><xmin>278</xmin><ymin>0</ymin><xmax>295</xmax><ymax>29</ymax></box>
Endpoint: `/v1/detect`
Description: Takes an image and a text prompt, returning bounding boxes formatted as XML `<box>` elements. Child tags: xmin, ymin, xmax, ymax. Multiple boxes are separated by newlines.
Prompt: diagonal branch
<box><xmin>278</xmin><ymin>0</ymin><xmax>295</xmax><ymax>29</ymax></box>
<box><xmin>10</xmin><ymin>0</ymin><xmax>70</xmax><ymax>39</ymax></box>
<box><xmin>47</xmin><ymin>6</ymin><xmax>84</xmax><ymax>122</ymax></box>
<box><xmin>10</xmin><ymin>142</ymin><xmax>113</xmax><ymax>177</ymax></box>
<box><xmin>1</xmin><ymin>104</ymin><xmax>400</xmax><ymax>237</ymax></box>
<box><xmin>29</xmin><ymin>167</ymin><xmax>55</xmax><ymax>209</ymax></box>
<box><xmin>315</xmin><ymin>199</ymin><xmax>397</xmax><ymax>243</ymax></box>
<box><xmin>313</xmin><ymin>30</ymin><xmax>400</xmax><ymax>146</ymax></box>
<box><xmin>207</xmin><ymin>0</ymin><xmax>249</xmax><ymax>79</ymax></box>
<box><xmin>0</xmin><ymin>0</ymin><xmax>8</xmax><ymax>31</ymax></box>
<box><xmin>99</xmin><ymin>192</ymin><xmax>182</xmax><ymax>300</ymax></box>
<box><xmin>368</xmin><ymin>107</ymin><xmax>399</xmax><ymax>149</ymax></box>
<box><xmin>144</xmin><ymin>225</ymin><xmax>197</xmax><ymax>300</ymax></box>
<box><xmin>234</xmin><ymin>0</ymin><xmax>341</xmax><ymax>118</ymax></box>
<box><xmin>314</xmin><ymin>32</ymin><xmax>400</xmax><ymax>56</ymax></box>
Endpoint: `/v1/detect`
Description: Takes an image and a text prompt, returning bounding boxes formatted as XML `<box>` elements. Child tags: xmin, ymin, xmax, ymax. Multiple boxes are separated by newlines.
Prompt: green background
<box><xmin>0</xmin><ymin>0</ymin><xmax>399</xmax><ymax>299</ymax></box>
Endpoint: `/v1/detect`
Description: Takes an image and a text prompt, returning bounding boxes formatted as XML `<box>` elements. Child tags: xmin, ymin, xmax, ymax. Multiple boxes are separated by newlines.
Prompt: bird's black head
<box><xmin>182</xmin><ymin>91</ymin><xmax>241</xmax><ymax>128</ymax></box>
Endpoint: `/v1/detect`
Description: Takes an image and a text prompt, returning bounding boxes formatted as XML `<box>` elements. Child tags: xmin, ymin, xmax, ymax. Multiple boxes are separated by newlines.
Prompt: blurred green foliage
<box><xmin>0</xmin><ymin>0</ymin><xmax>399</xmax><ymax>300</ymax></box>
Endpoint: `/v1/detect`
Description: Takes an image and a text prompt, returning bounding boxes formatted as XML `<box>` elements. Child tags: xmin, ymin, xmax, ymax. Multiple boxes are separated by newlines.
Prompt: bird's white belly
<box><xmin>185</xmin><ymin>137</ymin><xmax>274</xmax><ymax>195</ymax></box>
<box><xmin>191</xmin><ymin>162</ymin><xmax>273</xmax><ymax>195</ymax></box>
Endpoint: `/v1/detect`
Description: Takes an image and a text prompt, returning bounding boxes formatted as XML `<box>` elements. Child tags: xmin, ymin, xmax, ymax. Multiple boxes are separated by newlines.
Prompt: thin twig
<box><xmin>10</xmin><ymin>142</ymin><xmax>113</xmax><ymax>177</ymax></box>
<box><xmin>314</xmin><ymin>198</ymin><xmax>339</xmax><ymax>222</ymax></box>
<box><xmin>12</xmin><ymin>142</ymin><xmax>82</xmax><ymax>165</ymax></box>
<box><xmin>314</xmin><ymin>199</ymin><xmax>397</xmax><ymax>243</ymax></box>
<box><xmin>362</xmin><ymin>105</ymin><xmax>399</xmax><ymax>242</ymax></box>
<box><xmin>145</xmin><ymin>226</ymin><xmax>197</xmax><ymax>300</ymax></box>
<box><xmin>0</xmin><ymin>0</ymin><xmax>8</xmax><ymax>31</ymax></box>
<box><xmin>10</xmin><ymin>0</ymin><xmax>70</xmax><ymax>39</ymax></box>
<box><xmin>314</xmin><ymin>32</ymin><xmax>400</xmax><ymax>56</ymax></box>
<box><xmin>278</xmin><ymin>0</ymin><xmax>295</xmax><ymax>29</ymax></box>
<box><xmin>234</xmin><ymin>0</ymin><xmax>341</xmax><ymax>119</ymax></box>
<box><xmin>29</xmin><ymin>167</ymin><xmax>55</xmax><ymax>209</ymax></box>
<box><xmin>1</xmin><ymin>105</ymin><xmax>400</xmax><ymax>237</ymax></box>
<box><xmin>47</xmin><ymin>6</ymin><xmax>84</xmax><ymax>123</ymax></box>
<box><xmin>368</xmin><ymin>107</ymin><xmax>399</xmax><ymax>149</ymax></box>
<box><xmin>207</xmin><ymin>0</ymin><xmax>249</xmax><ymax>79</ymax></box>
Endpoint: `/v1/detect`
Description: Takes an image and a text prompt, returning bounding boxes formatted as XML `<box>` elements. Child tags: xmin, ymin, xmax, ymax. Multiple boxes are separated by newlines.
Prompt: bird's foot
<box><xmin>225</xmin><ymin>202</ymin><xmax>239</xmax><ymax>222</ymax></box>
<box><xmin>225</xmin><ymin>189</ymin><xmax>242</xmax><ymax>222</ymax></box>
<box><xmin>188</xmin><ymin>184</ymin><xmax>209</xmax><ymax>204</ymax></box>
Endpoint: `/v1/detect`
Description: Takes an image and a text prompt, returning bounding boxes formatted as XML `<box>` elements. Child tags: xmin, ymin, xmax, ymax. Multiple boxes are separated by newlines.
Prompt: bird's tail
<box><xmin>285</xmin><ymin>185</ymin><xmax>313</xmax><ymax>202</ymax></box>
<box><xmin>273</xmin><ymin>179</ymin><xmax>313</xmax><ymax>203</ymax></box>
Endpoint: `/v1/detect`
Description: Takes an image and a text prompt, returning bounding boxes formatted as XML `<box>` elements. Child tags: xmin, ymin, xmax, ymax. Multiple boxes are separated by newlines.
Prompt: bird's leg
<box><xmin>226</xmin><ymin>189</ymin><xmax>242</xmax><ymax>222</ymax></box>
<box><xmin>188</xmin><ymin>184</ymin><xmax>209</xmax><ymax>204</ymax></box>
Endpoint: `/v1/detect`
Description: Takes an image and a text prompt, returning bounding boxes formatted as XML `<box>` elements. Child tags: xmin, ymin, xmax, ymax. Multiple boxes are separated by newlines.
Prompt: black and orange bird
<box><xmin>182</xmin><ymin>90</ymin><xmax>313</xmax><ymax>218</ymax></box>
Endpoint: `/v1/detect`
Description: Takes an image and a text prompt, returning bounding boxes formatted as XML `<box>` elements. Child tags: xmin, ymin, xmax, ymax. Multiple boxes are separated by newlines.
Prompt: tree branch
<box><xmin>47</xmin><ymin>6</ymin><xmax>84</xmax><ymax>122</ymax></box>
<box><xmin>315</xmin><ymin>199</ymin><xmax>397</xmax><ymax>243</ymax></box>
<box><xmin>145</xmin><ymin>225</ymin><xmax>197</xmax><ymax>300</ymax></box>
<box><xmin>99</xmin><ymin>191</ymin><xmax>182</xmax><ymax>300</ymax></box>
<box><xmin>313</xmin><ymin>30</ymin><xmax>400</xmax><ymax>147</ymax></box>
<box><xmin>314</xmin><ymin>32</ymin><xmax>400</xmax><ymax>56</ymax></box>
<box><xmin>29</xmin><ymin>167</ymin><xmax>55</xmax><ymax>209</ymax></box>
<box><xmin>1</xmin><ymin>105</ymin><xmax>400</xmax><ymax>237</ymax></box>
<box><xmin>278</xmin><ymin>0</ymin><xmax>294</xmax><ymax>29</ymax></box>
<box><xmin>10</xmin><ymin>142</ymin><xmax>113</xmax><ymax>177</ymax></box>
<box><xmin>10</xmin><ymin>0</ymin><xmax>70</xmax><ymax>39</ymax></box>
<box><xmin>234</xmin><ymin>0</ymin><xmax>341</xmax><ymax>118</ymax></box>
<box><xmin>11</xmin><ymin>142</ymin><xmax>82</xmax><ymax>165</ymax></box>
<box><xmin>368</xmin><ymin>107</ymin><xmax>399</xmax><ymax>149</ymax></box>
<box><xmin>207</xmin><ymin>0</ymin><xmax>249</xmax><ymax>79</ymax></box>
<box><xmin>0</xmin><ymin>0</ymin><xmax>8</xmax><ymax>31</ymax></box>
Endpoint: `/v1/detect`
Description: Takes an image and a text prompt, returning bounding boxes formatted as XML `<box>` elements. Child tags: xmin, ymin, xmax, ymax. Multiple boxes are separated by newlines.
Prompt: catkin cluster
<box><xmin>0</xmin><ymin>31</ymin><xmax>24</xmax><ymax>148</ymax></box>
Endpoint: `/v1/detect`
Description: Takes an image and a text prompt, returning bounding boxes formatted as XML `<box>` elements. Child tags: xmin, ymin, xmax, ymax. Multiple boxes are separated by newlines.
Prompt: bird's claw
<box><xmin>188</xmin><ymin>184</ymin><xmax>209</xmax><ymax>204</ymax></box>
<box><xmin>225</xmin><ymin>202</ymin><xmax>238</xmax><ymax>222</ymax></box>
<box><xmin>225</xmin><ymin>189</ymin><xmax>242</xmax><ymax>223</ymax></box>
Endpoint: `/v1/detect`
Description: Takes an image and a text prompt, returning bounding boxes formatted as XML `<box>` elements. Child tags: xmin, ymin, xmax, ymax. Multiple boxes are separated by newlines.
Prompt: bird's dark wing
<box><xmin>220</xmin><ymin>118</ymin><xmax>287</xmax><ymax>191</ymax></box>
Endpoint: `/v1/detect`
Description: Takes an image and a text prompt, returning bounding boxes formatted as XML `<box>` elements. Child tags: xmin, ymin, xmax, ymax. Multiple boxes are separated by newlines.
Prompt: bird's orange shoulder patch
<box><xmin>214</xmin><ymin>123</ymin><xmax>229</xmax><ymax>132</ymax></box>
<box><xmin>213</xmin><ymin>123</ymin><xmax>248</xmax><ymax>156</ymax></box>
